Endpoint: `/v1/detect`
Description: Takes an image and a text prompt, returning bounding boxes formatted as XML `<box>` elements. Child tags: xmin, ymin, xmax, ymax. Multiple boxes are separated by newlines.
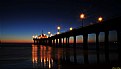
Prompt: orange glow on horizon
<box><xmin>1</xmin><ymin>36</ymin><xmax>95</xmax><ymax>43</ymax></box>
<box><xmin>1</xmin><ymin>39</ymin><xmax>33</xmax><ymax>43</ymax></box>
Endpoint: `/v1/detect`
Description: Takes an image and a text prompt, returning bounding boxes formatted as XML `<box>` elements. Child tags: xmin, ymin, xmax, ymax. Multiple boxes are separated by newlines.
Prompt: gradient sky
<box><xmin>0</xmin><ymin>0</ymin><xmax>121</xmax><ymax>43</ymax></box>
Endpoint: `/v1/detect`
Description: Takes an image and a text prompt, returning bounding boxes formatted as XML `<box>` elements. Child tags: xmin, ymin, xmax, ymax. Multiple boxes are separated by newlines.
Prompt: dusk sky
<box><xmin>0</xmin><ymin>0</ymin><xmax>121</xmax><ymax>43</ymax></box>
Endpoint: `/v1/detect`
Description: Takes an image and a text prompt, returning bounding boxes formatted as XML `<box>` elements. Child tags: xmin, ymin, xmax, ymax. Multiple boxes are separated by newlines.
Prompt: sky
<box><xmin>0</xmin><ymin>0</ymin><xmax>121</xmax><ymax>43</ymax></box>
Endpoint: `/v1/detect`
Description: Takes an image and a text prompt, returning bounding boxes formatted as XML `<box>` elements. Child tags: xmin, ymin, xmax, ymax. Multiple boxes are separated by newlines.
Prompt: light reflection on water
<box><xmin>0</xmin><ymin>43</ymin><xmax>120</xmax><ymax>69</ymax></box>
<box><xmin>32</xmin><ymin>44</ymin><xmax>120</xmax><ymax>69</ymax></box>
<box><xmin>32</xmin><ymin>44</ymin><xmax>54</xmax><ymax>69</ymax></box>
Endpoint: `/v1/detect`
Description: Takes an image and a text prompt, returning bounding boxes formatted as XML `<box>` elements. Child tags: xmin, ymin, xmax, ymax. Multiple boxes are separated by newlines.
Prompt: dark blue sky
<box><xmin>0</xmin><ymin>0</ymin><xmax>121</xmax><ymax>43</ymax></box>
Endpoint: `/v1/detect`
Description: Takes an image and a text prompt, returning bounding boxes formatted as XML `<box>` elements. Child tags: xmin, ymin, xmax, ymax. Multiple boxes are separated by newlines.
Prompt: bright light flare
<box><xmin>70</xmin><ymin>27</ymin><xmax>73</xmax><ymax>31</ymax></box>
<box><xmin>80</xmin><ymin>13</ymin><xmax>85</xmax><ymax>19</ymax></box>
<box><xmin>50</xmin><ymin>34</ymin><xmax>53</xmax><ymax>37</ymax></box>
<box><xmin>35</xmin><ymin>35</ymin><xmax>38</xmax><ymax>38</ymax></box>
<box><xmin>48</xmin><ymin>32</ymin><xmax>51</xmax><ymax>34</ymax></box>
<box><xmin>57</xmin><ymin>32</ymin><xmax>60</xmax><ymax>34</ymax></box>
<box><xmin>32</xmin><ymin>35</ymin><xmax>38</xmax><ymax>38</ymax></box>
<box><xmin>57</xmin><ymin>26</ymin><xmax>60</xmax><ymax>30</ymax></box>
<box><xmin>98</xmin><ymin>16</ymin><xmax>103</xmax><ymax>22</ymax></box>
<box><xmin>32</xmin><ymin>36</ymin><xmax>35</xmax><ymax>38</ymax></box>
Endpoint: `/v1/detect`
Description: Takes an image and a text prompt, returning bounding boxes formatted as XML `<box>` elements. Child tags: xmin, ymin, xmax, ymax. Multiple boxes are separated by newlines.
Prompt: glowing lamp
<box><xmin>80</xmin><ymin>13</ymin><xmax>85</xmax><ymax>19</ymax></box>
<box><xmin>57</xmin><ymin>26</ymin><xmax>60</xmax><ymax>30</ymax></box>
<box><xmin>98</xmin><ymin>16</ymin><xmax>103</xmax><ymax>22</ymax></box>
<box><xmin>70</xmin><ymin>27</ymin><xmax>73</xmax><ymax>31</ymax></box>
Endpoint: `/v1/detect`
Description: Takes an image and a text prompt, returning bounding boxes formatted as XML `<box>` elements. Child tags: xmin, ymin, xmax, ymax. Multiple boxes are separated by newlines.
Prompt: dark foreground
<box><xmin>0</xmin><ymin>43</ymin><xmax>120</xmax><ymax>69</ymax></box>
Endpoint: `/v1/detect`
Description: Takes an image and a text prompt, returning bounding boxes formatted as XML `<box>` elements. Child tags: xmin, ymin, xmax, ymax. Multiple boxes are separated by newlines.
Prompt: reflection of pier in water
<box><xmin>32</xmin><ymin>44</ymin><xmax>120</xmax><ymax>69</ymax></box>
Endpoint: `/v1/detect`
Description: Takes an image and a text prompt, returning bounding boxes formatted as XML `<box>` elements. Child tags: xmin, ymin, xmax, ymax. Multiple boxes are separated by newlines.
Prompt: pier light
<box><xmin>80</xmin><ymin>13</ymin><xmax>85</xmax><ymax>27</ymax></box>
<box><xmin>32</xmin><ymin>36</ymin><xmax>35</xmax><ymax>38</ymax></box>
<box><xmin>35</xmin><ymin>35</ymin><xmax>38</xmax><ymax>38</ymax></box>
<box><xmin>57</xmin><ymin>26</ymin><xmax>61</xmax><ymax>34</ymax></box>
<box><xmin>57</xmin><ymin>32</ymin><xmax>60</xmax><ymax>34</ymax></box>
<box><xmin>80</xmin><ymin>13</ymin><xmax>85</xmax><ymax>19</ymax></box>
<box><xmin>48</xmin><ymin>32</ymin><xmax>51</xmax><ymax>34</ymax></box>
<box><xmin>70</xmin><ymin>27</ymin><xmax>73</xmax><ymax>31</ymax></box>
<box><xmin>50</xmin><ymin>34</ymin><xmax>53</xmax><ymax>37</ymax></box>
<box><xmin>48</xmin><ymin>32</ymin><xmax>51</xmax><ymax>37</ymax></box>
<box><xmin>57</xmin><ymin>26</ymin><xmax>60</xmax><ymax>30</ymax></box>
<box><xmin>44</xmin><ymin>34</ymin><xmax>46</xmax><ymax>36</ymax></box>
<box><xmin>98</xmin><ymin>16</ymin><xmax>103</xmax><ymax>22</ymax></box>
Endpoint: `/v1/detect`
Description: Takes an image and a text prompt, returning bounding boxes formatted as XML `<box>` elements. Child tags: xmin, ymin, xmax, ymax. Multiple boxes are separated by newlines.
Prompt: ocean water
<box><xmin>0</xmin><ymin>43</ymin><xmax>120</xmax><ymax>69</ymax></box>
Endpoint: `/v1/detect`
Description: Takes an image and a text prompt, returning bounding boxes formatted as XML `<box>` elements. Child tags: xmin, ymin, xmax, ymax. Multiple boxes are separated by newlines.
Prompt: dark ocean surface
<box><xmin>0</xmin><ymin>43</ymin><xmax>120</xmax><ymax>69</ymax></box>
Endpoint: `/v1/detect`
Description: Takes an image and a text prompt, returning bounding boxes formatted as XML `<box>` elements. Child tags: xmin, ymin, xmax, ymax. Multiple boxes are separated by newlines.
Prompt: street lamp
<box><xmin>80</xmin><ymin>13</ymin><xmax>85</xmax><ymax>27</ymax></box>
<box><xmin>98</xmin><ymin>16</ymin><xmax>103</xmax><ymax>22</ymax></box>
<box><xmin>57</xmin><ymin>26</ymin><xmax>60</xmax><ymax>30</ymax></box>
<box><xmin>70</xmin><ymin>27</ymin><xmax>73</xmax><ymax>31</ymax></box>
<box><xmin>48</xmin><ymin>32</ymin><xmax>51</xmax><ymax>37</ymax></box>
<box><xmin>57</xmin><ymin>26</ymin><xmax>60</xmax><ymax>34</ymax></box>
<box><xmin>57</xmin><ymin>32</ymin><xmax>60</xmax><ymax>34</ymax></box>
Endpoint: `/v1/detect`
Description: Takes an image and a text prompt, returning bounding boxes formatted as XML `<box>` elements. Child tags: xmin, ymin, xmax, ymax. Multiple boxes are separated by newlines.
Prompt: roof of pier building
<box><xmin>38</xmin><ymin>34</ymin><xmax>48</xmax><ymax>39</ymax></box>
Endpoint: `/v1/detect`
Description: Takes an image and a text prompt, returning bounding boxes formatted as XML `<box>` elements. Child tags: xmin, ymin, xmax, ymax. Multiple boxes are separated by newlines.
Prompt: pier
<box><xmin>33</xmin><ymin>16</ymin><xmax>121</xmax><ymax>49</ymax></box>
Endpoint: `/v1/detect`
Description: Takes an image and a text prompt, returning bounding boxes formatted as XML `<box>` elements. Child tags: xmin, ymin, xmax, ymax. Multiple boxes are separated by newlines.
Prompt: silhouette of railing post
<box><xmin>66</xmin><ymin>37</ymin><xmax>67</xmax><ymax>46</ymax></box>
<box><xmin>104</xmin><ymin>31</ymin><xmax>109</xmax><ymax>50</ymax></box>
<box><xmin>83</xmin><ymin>33</ymin><xmax>88</xmax><ymax>50</ymax></box>
<box><xmin>96</xmin><ymin>32</ymin><xmax>99</xmax><ymax>50</ymax></box>
<box><xmin>59</xmin><ymin>38</ymin><xmax>62</xmax><ymax>46</ymax></box>
<box><xmin>73</xmin><ymin>35</ymin><xmax>76</xmax><ymax>48</ymax></box>
<box><xmin>66</xmin><ymin>37</ymin><xmax>69</xmax><ymax>47</ymax></box>
<box><xmin>104</xmin><ymin>31</ymin><xmax>109</xmax><ymax>63</ymax></box>
<box><xmin>49</xmin><ymin>38</ymin><xmax>52</xmax><ymax>45</ymax></box>
<box><xmin>68</xmin><ymin>37</ymin><xmax>70</xmax><ymax>47</ymax></box>
<box><xmin>34</xmin><ymin>39</ymin><xmax>35</xmax><ymax>44</ymax></box>
<box><xmin>83</xmin><ymin>33</ymin><xmax>89</xmax><ymax>64</ymax></box>
<box><xmin>63</xmin><ymin>38</ymin><xmax>64</xmax><ymax>46</ymax></box>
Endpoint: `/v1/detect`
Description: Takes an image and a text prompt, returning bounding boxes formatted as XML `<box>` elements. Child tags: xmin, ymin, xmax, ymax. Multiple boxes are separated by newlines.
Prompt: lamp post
<box><xmin>57</xmin><ymin>26</ymin><xmax>60</xmax><ymax>34</ymax></box>
<box><xmin>80</xmin><ymin>13</ymin><xmax>85</xmax><ymax>27</ymax></box>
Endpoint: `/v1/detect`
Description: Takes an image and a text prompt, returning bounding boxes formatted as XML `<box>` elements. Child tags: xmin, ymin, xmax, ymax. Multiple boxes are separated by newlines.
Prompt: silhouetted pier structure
<box><xmin>33</xmin><ymin>17</ymin><xmax>121</xmax><ymax>50</ymax></box>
